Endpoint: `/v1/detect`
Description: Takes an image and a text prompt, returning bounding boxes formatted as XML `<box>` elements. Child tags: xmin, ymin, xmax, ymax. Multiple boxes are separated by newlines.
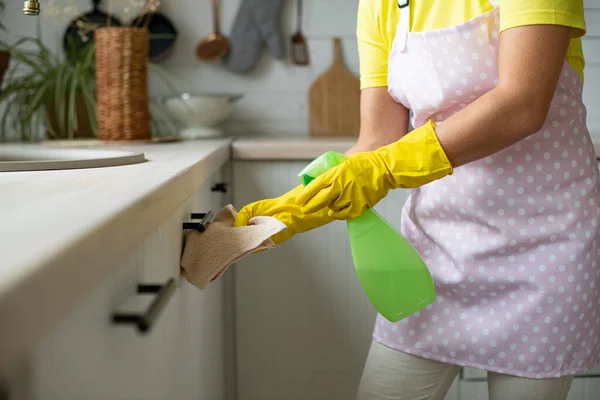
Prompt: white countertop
<box><xmin>232</xmin><ymin>136</ymin><xmax>600</xmax><ymax>161</ymax></box>
<box><xmin>0</xmin><ymin>139</ymin><xmax>230</xmax><ymax>376</ymax></box>
<box><xmin>232</xmin><ymin>137</ymin><xmax>357</xmax><ymax>160</ymax></box>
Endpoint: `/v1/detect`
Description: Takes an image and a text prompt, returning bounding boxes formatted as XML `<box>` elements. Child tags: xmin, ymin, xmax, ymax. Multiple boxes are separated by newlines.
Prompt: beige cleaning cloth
<box><xmin>180</xmin><ymin>204</ymin><xmax>287</xmax><ymax>289</ymax></box>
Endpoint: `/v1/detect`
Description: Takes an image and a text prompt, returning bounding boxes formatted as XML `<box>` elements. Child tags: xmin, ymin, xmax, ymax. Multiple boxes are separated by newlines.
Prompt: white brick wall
<box><xmin>1</xmin><ymin>0</ymin><xmax>599</xmax><ymax>138</ymax></box>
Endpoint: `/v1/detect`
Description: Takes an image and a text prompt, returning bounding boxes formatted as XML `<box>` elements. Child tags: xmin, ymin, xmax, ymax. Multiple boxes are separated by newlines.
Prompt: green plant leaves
<box><xmin>0</xmin><ymin>36</ymin><xmax>96</xmax><ymax>140</ymax></box>
<box><xmin>0</xmin><ymin>27</ymin><xmax>180</xmax><ymax>141</ymax></box>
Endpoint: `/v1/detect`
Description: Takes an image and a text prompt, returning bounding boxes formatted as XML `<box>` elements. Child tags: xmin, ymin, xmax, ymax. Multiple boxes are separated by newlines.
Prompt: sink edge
<box><xmin>0</xmin><ymin>152</ymin><xmax>147</xmax><ymax>172</ymax></box>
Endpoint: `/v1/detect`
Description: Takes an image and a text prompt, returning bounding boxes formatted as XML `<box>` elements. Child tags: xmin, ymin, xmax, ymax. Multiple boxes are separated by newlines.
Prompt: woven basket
<box><xmin>95</xmin><ymin>27</ymin><xmax>151</xmax><ymax>141</ymax></box>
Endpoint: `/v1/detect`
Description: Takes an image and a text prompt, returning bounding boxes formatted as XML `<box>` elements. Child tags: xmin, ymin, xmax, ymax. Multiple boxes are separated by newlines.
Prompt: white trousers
<box><xmin>356</xmin><ymin>340</ymin><xmax>574</xmax><ymax>400</ymax></box>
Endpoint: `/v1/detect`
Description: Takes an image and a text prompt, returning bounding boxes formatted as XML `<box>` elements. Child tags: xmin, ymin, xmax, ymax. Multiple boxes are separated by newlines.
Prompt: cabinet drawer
<box><xmin>30</xmin><ymin>227</ymin><xmax>181</xmax><ymax>400</ymax></box>
<box><xmin>29</xmin><ymin>173</ymin><xmax>225</xmax><ymax>400</ymax></box>
<box><xmin>172</xmin><ymin>169</ymin><xmax>231</xmax><ymax>400</ymax></box>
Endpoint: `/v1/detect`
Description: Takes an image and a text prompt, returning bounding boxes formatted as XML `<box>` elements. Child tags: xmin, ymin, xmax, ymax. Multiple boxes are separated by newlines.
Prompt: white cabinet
<box><xmin>232</xmin><ymin>161</ymin><xmax>434</xmax><ymax>400</ymax></box>
<box><xmin>23</xmin><ymin>171</ymin><xmax>230</xmax><ymax>400</ymax></box>
<box><xmin>173</xmin><ymin>169</ymin><xmax>234</xmax><ymax>400</ymax></box>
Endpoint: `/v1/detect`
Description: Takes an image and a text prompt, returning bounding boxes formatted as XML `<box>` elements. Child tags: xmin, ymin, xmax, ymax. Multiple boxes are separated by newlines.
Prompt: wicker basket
<box><xmin>95</xmin><ymin>27</ymin><xmax>151</xmax><ymax>141</ymax></box>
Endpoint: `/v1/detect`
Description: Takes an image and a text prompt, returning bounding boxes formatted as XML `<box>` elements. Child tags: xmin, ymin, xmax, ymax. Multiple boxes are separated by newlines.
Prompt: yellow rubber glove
<box><xmin>295</xmin><ymin>120</ymin><xmax>453</xmax><ymax>220</ymax></box>
<box><xmin>234</xmin><ymin>185</ymin><xmax>335</xmax><ymax>245</ymax></box>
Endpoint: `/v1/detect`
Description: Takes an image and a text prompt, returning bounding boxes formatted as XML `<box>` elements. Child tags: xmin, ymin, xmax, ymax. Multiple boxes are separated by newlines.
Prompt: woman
<box><xmin>236</xmin><ymin>0</ymin><xmax>600</xmax><ymax>398</ymax></box>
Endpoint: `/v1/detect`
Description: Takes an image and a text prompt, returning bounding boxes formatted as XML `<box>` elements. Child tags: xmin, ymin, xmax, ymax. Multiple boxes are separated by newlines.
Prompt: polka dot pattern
<box><xmin>381</xmin><ymin>7</ymin><xmax>600</xmax><ymax>379</ymax></box>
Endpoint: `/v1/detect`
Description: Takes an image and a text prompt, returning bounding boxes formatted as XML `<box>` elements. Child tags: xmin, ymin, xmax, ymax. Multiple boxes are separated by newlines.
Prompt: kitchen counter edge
<box><xmin>0</xmin><ymin>140</ymin><xmax>231</xmax><ymax>380</ymax></box>
<box><xmin>232</xmin><ymin>138</ymin><xmax>600</xmax><ymax>161</ymax></box>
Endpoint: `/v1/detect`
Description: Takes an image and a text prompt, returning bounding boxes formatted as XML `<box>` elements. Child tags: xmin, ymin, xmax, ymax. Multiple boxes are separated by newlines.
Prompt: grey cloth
<box><xmin>223</xmin><ymin>0</ymin><xmax>285</xmax><ymax>74</ymax></box>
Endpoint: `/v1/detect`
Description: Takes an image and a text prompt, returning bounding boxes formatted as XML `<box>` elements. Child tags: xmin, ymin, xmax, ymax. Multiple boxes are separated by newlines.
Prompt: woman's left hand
<box><xmin>295</xmin><ymin>120</ymin><xmax>453</xmax><ymax>220</ymax></box>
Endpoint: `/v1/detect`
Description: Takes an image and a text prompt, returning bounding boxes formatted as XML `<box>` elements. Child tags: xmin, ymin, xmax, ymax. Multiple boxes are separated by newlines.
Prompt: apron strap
<box><xmin>397</xmin><ymin>0</ymin><xmax>410</xmax><ymax>52</ymax></box>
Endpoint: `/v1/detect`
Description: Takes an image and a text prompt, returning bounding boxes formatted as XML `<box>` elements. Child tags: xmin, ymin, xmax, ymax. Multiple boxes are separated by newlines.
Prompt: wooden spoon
<box><xmin>196</xmin><ymin>0</ymin><xmax>229</xmax><ymax>61</ymax></box>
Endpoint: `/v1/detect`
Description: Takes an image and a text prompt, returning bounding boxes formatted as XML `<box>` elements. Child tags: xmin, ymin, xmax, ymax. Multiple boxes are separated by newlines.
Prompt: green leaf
<box><xmin>33</xmin><ymin>100</ymin><xmax>43</xmax><ymax>140</ymax></box>
<box><xmin>82</xmin><ymin>42</ymin><xmax>96</xmax><ymax>69</ymax></box>
<box><xmin>53</xmin><ymin>65</ymin><xmax>66</xmax><ymax>136</ymax></box>
<box><xmin>79</xmin><ymin>74</ymin><xmax>97</xmax><ymax>137</ymax></box>
<box><xmin>14</xmin><ymin>91</ymin><xmax>31</xmax><ymax>139</ymax></box>
<box><xmin>0</xmin><ymin>84</ymin><xmax>28</xmax><ymax>104</ymax></box>
<box><xmin>67</xmin><ymin>65</ymin><xmax>80</xmax><ymax>139</ymax></box>
<box><xmin>22</xmin><ymin>78</ymin><xmax>52</xmax><ymax>123</ymax></box>
<box><xmin>8</xmin><ymin>51</ymin><xmax>47</xmax><ymax>76</ymax></box>
<box><xmin>44</xmin><ymin>111</ymin><xmax>57</xmax><ymax>139</ymax></box>
<box><xmin>7</xmin><ymin>37</ymin><xmax>52</xmax><ymax>63</ymax></box>
<box><xmin>0</xmin><ymin>100</ymin><xmax>11</xmax><ymax>140</ymax></box>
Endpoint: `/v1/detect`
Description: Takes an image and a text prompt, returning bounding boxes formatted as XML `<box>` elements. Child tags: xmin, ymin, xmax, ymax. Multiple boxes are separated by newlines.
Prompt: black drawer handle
<box><xmin>111</xmin><ymin>278</ymin><xmax>176</xmax><ymax>334</ymax></box>
<box><xmin>211</xmin><ymin>182</ymin><xmax>228</xmax><ymax>193</ymax></box>
<box><xmin>183</xmin><ymin>210</ymin><xmax>215</xmax><ymax>232</ymax></box>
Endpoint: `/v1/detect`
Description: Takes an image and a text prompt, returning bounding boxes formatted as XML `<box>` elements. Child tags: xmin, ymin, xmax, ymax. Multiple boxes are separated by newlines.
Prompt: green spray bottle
<box><xmin>298</xmin><ymin>151</ymin><xmax>436</xmax><ymax>322</ymax></box>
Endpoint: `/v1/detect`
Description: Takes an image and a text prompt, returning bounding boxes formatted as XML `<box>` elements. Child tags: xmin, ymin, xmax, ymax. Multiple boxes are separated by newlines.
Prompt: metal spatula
<box><xmin>291</xmin><ymin>0</ymin><xmax>309</xmax><ymax>66</ymax></box>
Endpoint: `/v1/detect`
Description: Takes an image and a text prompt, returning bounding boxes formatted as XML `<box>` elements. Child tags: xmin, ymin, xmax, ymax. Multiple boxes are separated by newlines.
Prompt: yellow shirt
<box><xmin>358</xmin><ymin>0</ymin><xmax>587</xmax><ymax>89</ymax></box>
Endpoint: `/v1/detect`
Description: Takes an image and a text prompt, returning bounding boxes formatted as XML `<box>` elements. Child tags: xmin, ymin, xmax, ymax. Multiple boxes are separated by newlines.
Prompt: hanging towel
<box><xmin>222</xmin><ymin>0</ymin><xmax>285</xmax><ymax>73</ymax></box>
<box><xmin>180</xmin><ymin>204</ymin><xmax>287</xmax><ymax>289</ymax></box>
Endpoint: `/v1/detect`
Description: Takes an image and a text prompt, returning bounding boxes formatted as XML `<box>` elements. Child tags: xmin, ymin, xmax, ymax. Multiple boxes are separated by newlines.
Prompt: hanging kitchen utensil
<box><xmin>308</xmin><ymin>38</ymin><xmax>360</xmax><ymax>136</ymax></box>
<box><xmin>131</xmin><ymin>0</ymin><xmax>178</xmax><ymax>62</ymax></box>
<box><xmin>63</xmin><ymin>0</ymin><xmax>122</xmax><ymax>55</ymax></box>
<box><xmin>291</xmin><ymin>0</ymin><xmax>309</xmax><ymax>66</ymax></box>
<box><xmin>196</xmin><ymin>0</ymin><xmax>230</xmax><ymax>61</ymax></box>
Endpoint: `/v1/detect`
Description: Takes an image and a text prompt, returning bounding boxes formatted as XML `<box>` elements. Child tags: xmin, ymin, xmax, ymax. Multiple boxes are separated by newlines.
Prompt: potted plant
<box><xmin>0</xmin><ymin>0</ymin><xmax>10</xmax><ymax>88</ymax></box>
<box><xmin>0</xmin><ymin>22</ymin><xmax>176</xmax><ymax>141</ymax></box>
<box><xmin>0</xmin><ymin>28</ymin><xmax>97</xmax><ymax>141</ymax></box>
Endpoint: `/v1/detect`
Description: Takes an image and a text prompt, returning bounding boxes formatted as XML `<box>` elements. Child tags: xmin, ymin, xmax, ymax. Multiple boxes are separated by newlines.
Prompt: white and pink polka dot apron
<box><xmin>373</xmin><ymin>3</ymin><xmax>600</xmax><ymax>378</ymax></box>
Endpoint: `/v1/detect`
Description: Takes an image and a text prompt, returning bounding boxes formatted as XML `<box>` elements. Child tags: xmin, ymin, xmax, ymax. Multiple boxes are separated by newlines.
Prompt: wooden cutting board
<box><xmin>308</xmin><ymin>38</ymin><xmax>360</xmax><ymax>137</ymax></box>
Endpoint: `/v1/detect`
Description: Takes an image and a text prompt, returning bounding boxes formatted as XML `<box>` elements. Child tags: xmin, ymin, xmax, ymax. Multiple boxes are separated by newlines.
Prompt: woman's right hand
<box><xmin>235</xmin><ymin>88</ymin><xmax>410</xmax><ymax>243</ymax></box>
<box><xmin>234</xmin><ymin>185</ymin><xmax>335</xmax><ymax>245</ymax></box>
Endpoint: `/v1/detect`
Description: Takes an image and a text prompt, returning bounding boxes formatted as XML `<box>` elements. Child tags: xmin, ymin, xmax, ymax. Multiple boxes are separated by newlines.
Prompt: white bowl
<box><xmin>162</xmin><ymin>93</ymin><xmax>242</xmax><ymax>138</ymax></box>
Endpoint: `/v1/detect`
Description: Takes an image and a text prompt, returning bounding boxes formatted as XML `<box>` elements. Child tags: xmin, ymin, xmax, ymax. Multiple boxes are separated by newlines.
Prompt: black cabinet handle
<box><xmin>111</xmin><ymin>278</ymin><xmax>176</xmax><ymax>334</ymax></box>
<box><xmin>211</xmin><ymin>182</ymin><xmax>228</xmax><ymax>193</ymax></box>
<box><xmin>183</xmin><ymin>210</ymin><xmax>215</xmax><ymax>232</ymax></box>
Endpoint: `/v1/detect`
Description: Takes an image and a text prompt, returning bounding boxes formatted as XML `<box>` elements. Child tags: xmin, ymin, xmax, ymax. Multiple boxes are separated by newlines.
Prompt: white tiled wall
<box><xmin>1</xmin><ymin>0</ymin><xmax>600</xmax><ymax>138</ymax></box>
<box><xmin>582</xmin><ymin>1</ymin><xmax>600</xmax><ymax>138</ymax></box>
<box><xmin>145</xmin><ymin>0</ymin><xmax>361</xmax><ymax>137</ymax></box>
<box><xmin>0</xmin><ymin>0</ymin><xmax>360</xmax><ymax>138</ymax></box>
